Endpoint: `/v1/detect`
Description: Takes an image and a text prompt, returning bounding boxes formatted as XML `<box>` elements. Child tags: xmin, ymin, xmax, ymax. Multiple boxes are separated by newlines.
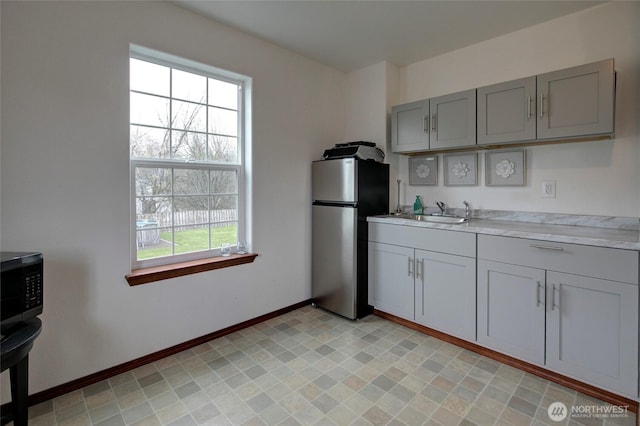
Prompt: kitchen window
<box><xmin>129</xmin><ymin>45</ymin><xmax>251</xmax><ymax>274</ymax></box>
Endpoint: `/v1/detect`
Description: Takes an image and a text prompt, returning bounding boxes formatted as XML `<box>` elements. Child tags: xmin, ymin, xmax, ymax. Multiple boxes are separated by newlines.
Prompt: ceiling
<box><xmin>173</xmin><ymin>1</ymin><xmax>604</xmax><ymax>72</ymax></box>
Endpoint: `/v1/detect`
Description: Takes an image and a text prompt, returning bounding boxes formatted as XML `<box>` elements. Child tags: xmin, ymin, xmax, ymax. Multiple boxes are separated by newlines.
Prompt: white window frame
<box><xmin>129</xmin><ymin>45</ymin><xmax>251</xmax><ymax>270</ymax></box>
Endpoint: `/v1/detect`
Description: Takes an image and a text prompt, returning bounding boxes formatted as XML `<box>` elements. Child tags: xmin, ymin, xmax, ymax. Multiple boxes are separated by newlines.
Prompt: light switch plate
<box><xmin>542</xmin><ymin>180</ymin><xmax>556</xmax><ymax>198</ymax></box>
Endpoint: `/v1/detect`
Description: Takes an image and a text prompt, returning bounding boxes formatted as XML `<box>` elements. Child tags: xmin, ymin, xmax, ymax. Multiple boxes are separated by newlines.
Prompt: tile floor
<box><xmin>23</xmin><ymin>306</ymin><xmax>636</xmax><ymax>425</ymax></box>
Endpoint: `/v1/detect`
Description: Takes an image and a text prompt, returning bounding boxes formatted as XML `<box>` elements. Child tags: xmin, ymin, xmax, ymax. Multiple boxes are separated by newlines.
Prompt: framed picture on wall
<box><xmin>409</xmin><ymin>155</ymin><xmax>437</xmax><ymax>185</ymax></box>
<box><xmin>444</xmin><ymin>153</ymin><xmax>477</xmax><ymax>186</ymax></box>
<box><xmin>485</xmin><ymin>149</ymin><xmax>526</xmax><ymax>186</ymax></box>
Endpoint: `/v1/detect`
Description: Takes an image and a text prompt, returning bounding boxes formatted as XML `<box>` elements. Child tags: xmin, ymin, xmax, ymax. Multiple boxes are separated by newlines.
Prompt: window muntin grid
<box><xmin>130</xmin><ymin>47</ymin><xmax>247</xmax><ymax>268</ymax></box>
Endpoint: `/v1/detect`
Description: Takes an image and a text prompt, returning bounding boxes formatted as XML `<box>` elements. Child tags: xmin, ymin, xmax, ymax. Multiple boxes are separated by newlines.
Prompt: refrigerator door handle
<box><xmin>312</xmin><ymin>201</ymin><xmax>358</xmax><ymax>208</ymax></box>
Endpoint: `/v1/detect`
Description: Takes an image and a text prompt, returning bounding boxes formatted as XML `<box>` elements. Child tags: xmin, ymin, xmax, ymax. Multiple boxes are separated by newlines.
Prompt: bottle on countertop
<box><xmin>413</xmin><ymin>195</ymin><xmax>424</xmax><ymax>215</ymax></box>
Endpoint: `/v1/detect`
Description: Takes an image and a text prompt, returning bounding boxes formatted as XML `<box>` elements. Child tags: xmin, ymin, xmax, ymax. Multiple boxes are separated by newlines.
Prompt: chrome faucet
<box><xmin>436</xmin><ymin>201</ymin><xmax>446</xmax><ymax>215</ymax></box>
<box><xmin>463</xmin><ymin>201</ymin><xmax>471</xmax><ymax>219</ymax></box>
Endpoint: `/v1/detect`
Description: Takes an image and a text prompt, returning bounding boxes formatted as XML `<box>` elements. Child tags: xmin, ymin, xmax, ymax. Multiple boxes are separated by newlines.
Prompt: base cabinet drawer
<box><xmin>478</xmin><ymin>234</ymin><xmax>638</xmax><ymax>284</ymax></box>
<box><xmin>369</xmin><ymin>222</ymin><xmax>476</xmax><ymax>257</ymax></box>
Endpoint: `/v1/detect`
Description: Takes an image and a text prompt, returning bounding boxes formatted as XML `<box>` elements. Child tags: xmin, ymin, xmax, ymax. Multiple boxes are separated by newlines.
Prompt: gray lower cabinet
<box><xmin>477</xmin><ymin>234</ymin><xmax>638</xmax><ymax>397</ymax></box>
<box><xmin>546</xmin><ymin>271</ymin><xmax>638</xmax><ymax>397</ymax></box>
<box><xmin>415</xmin><ymin>250</ymin><xmax>476</xmax><ymax>341</ymax></box>
<box><xmin>390</xmin><ymin>100</ymin><xmax>430</xmax><ymax>153</ymax></box>
<box><xmin>368</xmin><ymin>222</ymin><xmax>477</xmax><ymax>338</ymax></box>
<box><xmin>477</xmin><ymin>260</ymin><xmax>546</xmax><ymax>365</ymax></box>
<box><xmin>368</xmin><ymin>242</ymin><xmax>415</xmax><ymax>321</ymax></box>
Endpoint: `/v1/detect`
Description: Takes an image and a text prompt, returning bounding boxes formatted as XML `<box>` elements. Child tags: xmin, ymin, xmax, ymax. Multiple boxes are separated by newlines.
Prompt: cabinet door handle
<box><xmin>527</xmin><ymin>96</ymin><xmax>532</xmax><ymax>119</ymax></box>
<box><xmin>530</xmin><ymin>244</ymin><xmax>564</xmax><ymax>251</ymax></box>
<box><xmin>551</xmin><ymin>284</ymin><xmax>559</xmax><ymax>310</ymax></box>
<box><xmin>536</xmin><ymin>281</ymin><xmax>543</xmax><ymax>307</ymax></box>
<box><xmin>539</xmin><ymin>93</ymin><xmax>544</xmax><ymax>119</ymax></box>
<box><xmin>408</xmin><ymin>257</ymin><xmax>413</xmax><ymax>277</ymax></box>
<box><xmin>431</xmin><ymin>114</ymin><xmax>436</xmax><ymax>132</ymax></box>
<box><xmin>423</xmin><ymin>115</ymin><xmax>429</xmax><ymax>133</ymax></box>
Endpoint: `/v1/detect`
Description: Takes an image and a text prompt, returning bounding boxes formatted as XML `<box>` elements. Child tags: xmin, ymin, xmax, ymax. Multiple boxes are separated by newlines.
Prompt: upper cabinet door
<box><xmin>477</xmin><ymin>77</ymin><xmax>537</xmax><ymax>145</ymax></box>
<box><xmin>429</xmin><ymin>89</ymin><xmax>476</xmax><ymax>149</ymax></box>
<box><xmin>537</xmin><ymin>59</ymin><xmax>614</xmax><ymax>140</ymax></box>
<box><xmin>391</xmin><ymin>100</ymin><xmax>430</xmax><ymax>153</ymax></box>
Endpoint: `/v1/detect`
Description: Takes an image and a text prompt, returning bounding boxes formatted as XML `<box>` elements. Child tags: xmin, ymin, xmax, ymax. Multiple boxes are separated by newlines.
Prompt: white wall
<box><xmin>3</xmin><ymin>0</ymin><xmax>639</xmax><ymax>403</ymax></box>
<box><xmin>393</xmin><ymin>2</ymin><xmax>640</xmax><ymax>217</ymax></box>
<box><xmin>345</xmin><ymin>61</ymin><xmax>401</xmax><ymax>209</ymax></box>
<box><xmin>0</xmin><ymin>1</ymin><xmax>346</xmax><ymax>400</ymax></box>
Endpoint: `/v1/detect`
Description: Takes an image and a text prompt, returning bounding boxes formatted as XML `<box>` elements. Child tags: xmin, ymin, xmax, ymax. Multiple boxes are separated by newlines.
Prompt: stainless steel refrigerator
<box><xmin>312</xmin><ymin>158</ymin><xmax>389</xmax><ymax>319</ymax></box>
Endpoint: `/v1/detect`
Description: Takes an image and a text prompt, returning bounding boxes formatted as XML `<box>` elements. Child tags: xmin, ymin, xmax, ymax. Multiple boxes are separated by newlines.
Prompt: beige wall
<box><xmin>345</xmin><ymin>61</ymin><xmax>402</xmax><ymax>209</ymax></box>
<box><xmin>1</xmin><ymin>1</ymin><xmax>346</xmax><ymax>399</ymax></box>
<box><xmin>2</xmin><ymin>0</ymin><xmax>639</xmax><ymax>403</ymax></box>
<box><xmin>390</xmin><ymin>2</ymin><xmax>640</xmax><ymax>216</ymax></box>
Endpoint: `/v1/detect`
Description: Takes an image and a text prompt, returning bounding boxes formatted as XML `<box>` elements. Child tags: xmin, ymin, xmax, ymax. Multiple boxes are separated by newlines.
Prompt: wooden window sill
<box><xmin>125</xmin><ymin>253</ymin><xmax>258</xmax><ymax>286</ymax></box>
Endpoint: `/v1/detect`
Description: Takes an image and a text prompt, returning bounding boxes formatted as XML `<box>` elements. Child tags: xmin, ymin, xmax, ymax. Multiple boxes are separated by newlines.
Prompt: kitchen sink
<box><xmin>413</xmin><ymin>214</ymin><xmax>468</xmax><ymax>224</ymax></box>
<box><xmin>388</xmin><ymin>214</ymin><xmax>468</xmax><ymax>224</ymax></box>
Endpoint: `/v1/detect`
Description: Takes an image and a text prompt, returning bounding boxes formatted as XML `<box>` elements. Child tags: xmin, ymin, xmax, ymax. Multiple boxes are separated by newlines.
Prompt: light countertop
<box><xmin>367</xmin><ymin>215</ymin><xmax>640</xmax><ymax>251</ymax></box>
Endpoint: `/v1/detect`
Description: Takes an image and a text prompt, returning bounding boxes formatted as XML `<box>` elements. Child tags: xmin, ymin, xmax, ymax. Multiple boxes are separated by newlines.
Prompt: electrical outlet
<box><xmin>541</xmin><ymin>180</ymin><xmax>556</xmax><ymax>198</ymax></box>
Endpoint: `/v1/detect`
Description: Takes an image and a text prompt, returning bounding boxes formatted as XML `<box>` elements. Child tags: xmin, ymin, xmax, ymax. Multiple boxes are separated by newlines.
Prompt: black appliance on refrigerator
<box><xmin>312</xmin><ymin>157</ymin><xmax>389</xmax><ymax>319</ymax></box>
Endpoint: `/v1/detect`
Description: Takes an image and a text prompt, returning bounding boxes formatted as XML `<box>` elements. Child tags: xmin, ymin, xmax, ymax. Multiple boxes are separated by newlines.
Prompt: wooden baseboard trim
<box><xmin>373</xmin><ymin>309</ymin><xmax>639</xmax><ymax>414</ymax></box>
<box><xmin>14</xmin><ymin>300</ymin><xmax>310</xmax><ymax>409</ymax></box>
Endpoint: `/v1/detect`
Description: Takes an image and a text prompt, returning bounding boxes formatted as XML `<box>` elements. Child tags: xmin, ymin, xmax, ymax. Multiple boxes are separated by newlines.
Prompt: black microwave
<box><xmin>1</xmin><ymin>251</ymin><xmax>43</xmax><ymax>332</ymax></box>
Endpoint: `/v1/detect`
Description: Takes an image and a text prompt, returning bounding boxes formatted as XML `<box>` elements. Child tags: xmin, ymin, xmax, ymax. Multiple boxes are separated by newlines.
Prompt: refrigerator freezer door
<box><xmin>312</xmin><ymin>204</ymin><xmax>358</xmax><ymax>319</ymax></box>
<box><xmin>312</xmin><ymin>159</ymin><xmax>356</xmax><ymax>203</ymax></box>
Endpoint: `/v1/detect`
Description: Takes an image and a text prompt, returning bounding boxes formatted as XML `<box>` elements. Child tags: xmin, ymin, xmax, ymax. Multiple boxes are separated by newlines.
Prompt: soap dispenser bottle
<box><xmin>413</xmin><ymin>195</ymin><xmax>424</xmax><ymax>215</ymax></box>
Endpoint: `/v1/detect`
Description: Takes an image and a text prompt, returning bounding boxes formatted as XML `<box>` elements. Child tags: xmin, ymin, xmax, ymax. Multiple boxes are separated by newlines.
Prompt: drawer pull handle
<box><xmin>408</xmin><ymin>257</ymin><xmax>413</xmax><ymax>277</ymax></box>
<box><xmin>530</xmin><ymin>244</ymin><xmax>564</xmax><ymax>251</ymax></box>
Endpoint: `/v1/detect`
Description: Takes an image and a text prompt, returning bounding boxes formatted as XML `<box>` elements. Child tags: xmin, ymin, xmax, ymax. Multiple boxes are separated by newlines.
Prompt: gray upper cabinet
<box><xmin>393</xmin><ymin>59</ymin><xmax>615</xmax><ymax>153</ymax></box>
<box><xmin>477</xmin><ymin>77</ymin><xmax>537</xmax><ymax>145</ymax></box>
<box><xmin>391</xmin><ymin>89</ymin><xmax>476</xmax><ymax>153</ymax></box>
<box><xmin>391</xmin><ymin>100</ymin><xmax>429</xmax><ymax>153</ymax></box>
<box><xmin>537</xmin><ymin>59</ymin><xmax>614</xmax><ymax>140</ymax></box>
<box><xmin>429</xmin><ymin>89</ymin><xmax>476</xmax><ymax>149</ymax></box>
